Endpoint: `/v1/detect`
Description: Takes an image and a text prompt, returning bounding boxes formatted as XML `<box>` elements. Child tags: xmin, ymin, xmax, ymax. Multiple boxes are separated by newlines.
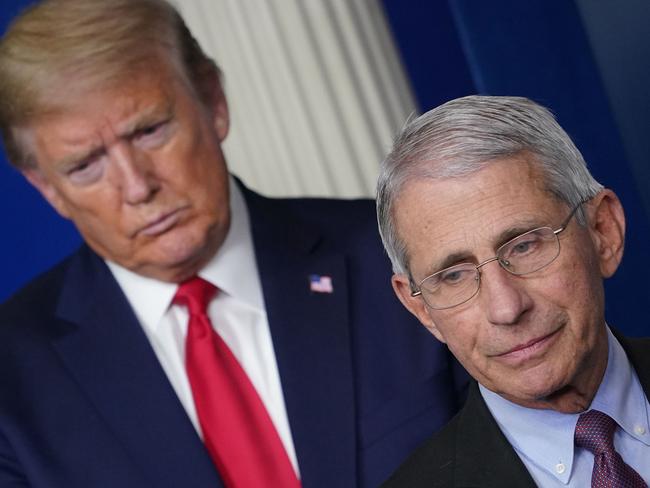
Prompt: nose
<box><xmin>478</xmin><ymin>261</ymin><xmax>531</xmax><ymax>326</ymax></box>
<box><xmin>110</xmin><ymin>143</ymin><xmax>160</xmax><ymax>205</ymax></box>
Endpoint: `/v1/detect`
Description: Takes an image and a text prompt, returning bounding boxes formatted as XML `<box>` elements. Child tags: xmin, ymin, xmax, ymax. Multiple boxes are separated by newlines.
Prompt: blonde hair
<box><xmin>0</xmin><ymin>0</ymin><xmax>219</xmax><ymax>168</ymax></box>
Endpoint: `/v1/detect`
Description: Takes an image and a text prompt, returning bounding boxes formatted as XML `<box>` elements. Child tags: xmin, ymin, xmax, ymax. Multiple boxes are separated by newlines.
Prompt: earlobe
<box><xmin>586</xmin><ymin>189</ymin><xmax>625</xmax><ymax>278</ymax></box>
<box><xmin>391</xmin><ymin>274</ymin><xmax>446</xmax><ymax>343</ymax></box>
<box><xmin>22</xmin><ymin>168</ymin><xmax>71</xmax><ymax>219</ymax></box>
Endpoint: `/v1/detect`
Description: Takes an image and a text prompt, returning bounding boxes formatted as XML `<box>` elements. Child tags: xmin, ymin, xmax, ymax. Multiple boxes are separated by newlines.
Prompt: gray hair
<box><xmin>377</xmin><ymin>95</ymin><xmax>604</xmax><ymax>274</ymax></box>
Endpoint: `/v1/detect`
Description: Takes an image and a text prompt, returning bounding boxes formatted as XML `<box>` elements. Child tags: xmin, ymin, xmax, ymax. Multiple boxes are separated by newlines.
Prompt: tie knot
<box><xmin>575</xmin><ymin>409</ymin><xmax>617</xmax><ymax>454</ymax></box>
<box><xmin>173</xmin><ymin>277</ymin><xmax>217</xmax><ymax>315</ymax></box>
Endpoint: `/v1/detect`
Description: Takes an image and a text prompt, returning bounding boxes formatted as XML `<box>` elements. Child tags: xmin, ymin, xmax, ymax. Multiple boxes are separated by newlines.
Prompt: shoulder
<box><xmin>286</xmin><ymin>197</ymin><xmax>380</xmax><ymax>243</ymax></box>
<box><xmin>0</xmin><ymin>255</ymin><xmax>74</xmax><ymax>382</ymax></box>
<box><xmin>382</xmin><ymin>414</ymin><xmax>459</xmax><ymax>488</ymax></box>
<box><xmin>245</xmin><ymin>188</ymin><xmax>387</xmax><ymax>255</ymax></box>
<box><xmin>249</xmin><ymin>190</ymin><xmax>377</xmax><ymax>232</ymax></box>
<box><xmin>615</xmin><ymin>331</ymin><xmax>650</xmax><ymax>389</ymax></box>
<box><xmin>1</xmin><ymin>257</ymin><xmax>70</xmax><ymax>322</ymax></box>
<box><xmin>0</xmin><ymin>246</ymin><xmax>88</xmax><ymax>337</ymax></box>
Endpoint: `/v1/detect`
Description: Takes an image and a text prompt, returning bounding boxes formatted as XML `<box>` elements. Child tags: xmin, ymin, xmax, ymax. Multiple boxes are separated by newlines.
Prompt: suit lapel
<box><xmin>244</xmin><ymin>188</ymin><xmax>358</xmax><ymax>487</ymax></box>
<box><xmin>454</xmin><ymin>383</ymin><xmax>536</xmax><ymax>487</ymax></box>
<box><xmin>52</xmin><ymin>246</ymin><xmax>223</xmax><ymax>488</ymax></box>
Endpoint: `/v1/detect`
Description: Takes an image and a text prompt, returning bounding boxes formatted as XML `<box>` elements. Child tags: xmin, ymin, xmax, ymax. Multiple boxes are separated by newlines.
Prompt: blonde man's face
<box><xmin>21</xmin><ymin>59</ymin><xmax>231</xmax><ymax>283</ymax></box>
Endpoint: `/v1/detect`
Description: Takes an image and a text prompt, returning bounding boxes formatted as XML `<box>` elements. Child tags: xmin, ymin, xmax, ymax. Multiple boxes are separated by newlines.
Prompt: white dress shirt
<box><xmin>107</xmin><ymin>179</ymin><xmax>300</xmax><ymax>475</ymax></box>
<box><xmin>481</xmin><ymin>326</ymin><xmax>650</xmax><ymax>486</ymax></box>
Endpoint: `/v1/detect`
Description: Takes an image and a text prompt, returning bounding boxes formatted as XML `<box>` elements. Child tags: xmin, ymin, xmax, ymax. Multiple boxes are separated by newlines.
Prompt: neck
<box><xmin>521</xmin><ymin>331</ymin><xmax>610</xmax><ymax>413</ymax></box>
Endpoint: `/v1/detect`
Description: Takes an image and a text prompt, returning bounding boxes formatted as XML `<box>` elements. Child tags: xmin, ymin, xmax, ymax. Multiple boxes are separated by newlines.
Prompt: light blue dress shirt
<box><xmin>480</xmin><ymin>327</ymin><xmax>650</xmax><ymax>486</ymax></box>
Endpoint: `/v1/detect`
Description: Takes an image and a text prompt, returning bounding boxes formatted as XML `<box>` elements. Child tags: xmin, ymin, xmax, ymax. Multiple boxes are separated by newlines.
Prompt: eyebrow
<box><xmin>121</xmin><ymin>104</ymin><xmax>173</xmax><ymax>137</ymax></box>
<box><xmin>494</xmin><ymin>222</ymin><xmax>542</xmax><ymax>247</ymax></box>
<box><xmin>424</xmin><ymin>251</ymin><xmax>474</xmax><ymax>277</ymax></box>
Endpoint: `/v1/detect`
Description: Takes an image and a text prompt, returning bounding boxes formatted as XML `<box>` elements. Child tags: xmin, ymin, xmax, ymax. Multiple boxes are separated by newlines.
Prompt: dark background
<box><xmin>2</xmin><ymin>0</ymin><xmax>649</xmax><ymax>336</ymax></box>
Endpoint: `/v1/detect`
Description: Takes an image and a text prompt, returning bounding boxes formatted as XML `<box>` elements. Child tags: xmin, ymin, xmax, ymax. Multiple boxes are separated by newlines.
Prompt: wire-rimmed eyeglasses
<box><xmin>410</xmin><ymin>201</ymin><xmax>586</xmax><ymax>310</ymax></box>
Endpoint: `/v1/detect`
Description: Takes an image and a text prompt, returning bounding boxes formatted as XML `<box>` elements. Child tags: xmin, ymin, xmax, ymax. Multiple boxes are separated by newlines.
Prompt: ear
<box><xmin>22</xmin><ymin>168</ymin><xmax>71</xmax><ymax>219</ymax></box>
<box><xmin>391</xmin><ymin>273</ymin><xmax>447</xmax><ymax>344</ymax></box>
<box><xmin>585</xmin><ymin>189</ymin><xmax>625</xmax><ymax>278</ymax></box>
<box><xmin>210</xmin><ymin>81</ymin><xmax>229</xmax><ymax>142</ymax></box>
<box><xmin>198</xmin><ymin>66</ymin><xmax>229</xmax><ymax>142</ymax></box>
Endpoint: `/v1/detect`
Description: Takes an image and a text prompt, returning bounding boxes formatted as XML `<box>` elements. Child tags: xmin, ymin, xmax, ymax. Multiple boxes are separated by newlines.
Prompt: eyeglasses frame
<box><xmin>410</xmin><ymin>200</ymin><xmax>588</xmax><ymax>310</ymax></box>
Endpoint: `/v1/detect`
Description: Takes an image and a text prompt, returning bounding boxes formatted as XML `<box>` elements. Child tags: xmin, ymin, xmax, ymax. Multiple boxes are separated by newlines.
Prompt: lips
<box><xmin>492</xmin><ymin>327</ymin><xmax>562</xmax><ymax>362</ymax></box>
<box><xmin>136</xmin><ymin>206</ymin><xmax>189</xmax><ymax>237</ymax></box>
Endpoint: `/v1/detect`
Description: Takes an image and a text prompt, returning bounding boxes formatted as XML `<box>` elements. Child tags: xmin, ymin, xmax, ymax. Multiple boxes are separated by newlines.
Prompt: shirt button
<box><xmin>556</xmin><ymin>463</ymin><xmax>566</xmax><ymax>474</ymax></box>
<box><xmin>634</xmin><ymin>425</ymin><xmax>646</xmax><ymax>435</ymax></box>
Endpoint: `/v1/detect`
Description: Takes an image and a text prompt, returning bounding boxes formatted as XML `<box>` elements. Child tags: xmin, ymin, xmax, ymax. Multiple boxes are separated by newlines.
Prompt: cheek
<box><xmin>550</xmin><ymin>251</ymin><xmax>604</xmax><ymax>329</ymax></box>
<box><xmin>168</xmin><ymin>138</ymin><xmax>227</xmax><ymax>197</ymax></box>
<box><xmin>430</xmin><ymin>314</ymin><xmax>482</xmax><ymax>366</ymax></box>
<box><xmin>62</xmin><ymin>191</ymin><xmax>124</xmax><ymax>234</ymax></box>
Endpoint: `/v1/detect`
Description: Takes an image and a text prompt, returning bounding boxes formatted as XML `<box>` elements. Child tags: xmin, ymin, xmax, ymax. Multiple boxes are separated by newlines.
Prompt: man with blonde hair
<box><xmin>379</xmin><ymin>95</ymin><xmax>649</xmax><ymax>486</ymax></box>
<box><xmin>0</xmin><ymin>1</ymin><xmax>465</xmax><ymax>486</ymax></box>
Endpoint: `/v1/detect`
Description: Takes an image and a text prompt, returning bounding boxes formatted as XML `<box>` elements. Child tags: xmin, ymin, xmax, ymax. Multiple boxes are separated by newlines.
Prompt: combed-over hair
<box><xmin>377</xmin><ymin>95</ymin><xmax>604</xmax><ymax>275</ymax></box>
<box><xmin>0</xmin><ymin>0</ymin><xmax>219</xmax><ymax>169</ymax></box>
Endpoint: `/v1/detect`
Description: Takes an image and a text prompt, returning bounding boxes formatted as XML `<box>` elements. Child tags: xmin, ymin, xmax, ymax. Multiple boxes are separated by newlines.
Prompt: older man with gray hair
<box><xmin>379</xmin><ymin>95</ymin><xmax>650</xmax><ymax>486</ymax></box>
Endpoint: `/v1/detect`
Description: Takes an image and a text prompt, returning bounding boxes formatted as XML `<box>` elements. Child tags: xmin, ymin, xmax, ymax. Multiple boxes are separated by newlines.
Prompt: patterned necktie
<box><xmin>574</xmin><ymin>409</ymin><xmax>647</xmax><ymax>488</ymax></box>
<box><xmin>174</xmin><ymin>277</ymin><xmax>301</xmax><ymax>488</ymax></box>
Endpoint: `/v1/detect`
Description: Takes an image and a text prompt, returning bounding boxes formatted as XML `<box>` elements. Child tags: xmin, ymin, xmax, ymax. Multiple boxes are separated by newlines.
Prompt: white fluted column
<box><xmin>176</xmin><ymin>0</ymin><xmax>416</xmax><ymax>198</ymax></box>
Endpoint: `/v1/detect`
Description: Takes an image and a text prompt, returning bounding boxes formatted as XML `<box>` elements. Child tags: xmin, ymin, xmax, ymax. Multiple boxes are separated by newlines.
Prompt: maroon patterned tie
<box><xmin>574</xmin><ymin>409</ymin><xmax>647</xmax><ymax>487</ymax></box>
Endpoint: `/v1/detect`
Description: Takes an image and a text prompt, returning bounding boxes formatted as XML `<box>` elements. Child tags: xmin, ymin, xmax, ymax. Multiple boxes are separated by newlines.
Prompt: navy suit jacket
<box><xmin>0</xmin><ymin>184</ymin><xmax>466</xmax><ymax>487</ymax></box>
<box><xmin>383</xmin><ymin>333</ymin><xmax>650</xmax><ymax>487</ymax></box>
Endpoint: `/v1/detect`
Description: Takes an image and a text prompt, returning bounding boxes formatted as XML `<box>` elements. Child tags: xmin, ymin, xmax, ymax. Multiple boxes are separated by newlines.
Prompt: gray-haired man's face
<box><xmin>391</xmin><ymin>156</ymin><xmax>625</xmax><ymax>413</ymax></box>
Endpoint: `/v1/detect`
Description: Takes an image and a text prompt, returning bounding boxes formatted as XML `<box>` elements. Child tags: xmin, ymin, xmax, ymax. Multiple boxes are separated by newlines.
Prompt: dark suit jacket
<box><xmin>383</xmin><ymin>334</ymin><xmax>650</xmax><ymax>488</ymax></box>
<box><xmin>0</xmin><ymin>184</ymin><xmax>466</xmax><ymax>488</ymax></box>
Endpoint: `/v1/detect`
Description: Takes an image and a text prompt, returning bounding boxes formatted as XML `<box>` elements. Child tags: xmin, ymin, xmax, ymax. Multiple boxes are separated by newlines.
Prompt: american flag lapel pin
<box><xmin>309</xmin><ymin>274</ymin><xmax>333</xmax><ymax>293</ymax></box>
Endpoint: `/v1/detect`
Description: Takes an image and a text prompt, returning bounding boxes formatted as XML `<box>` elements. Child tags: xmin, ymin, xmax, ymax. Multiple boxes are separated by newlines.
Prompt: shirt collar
<box><xmin>198</xmin><ymin>177</ymin><xmax>264</xmax><ymax>311</ymax></box>
<box><xmin>106</xmin><ymin>176</ymin><xmax>264</xmax><ymax>334</ymax></box>
<box><xmin>480</xmin><ymin>326</ymin><xmax>649</xmax><ymax>483</ymax></box>
<box><xmin>590</xmin><ymin>327</ymin><xmax>650</xmax><ymax>446</ymax></box>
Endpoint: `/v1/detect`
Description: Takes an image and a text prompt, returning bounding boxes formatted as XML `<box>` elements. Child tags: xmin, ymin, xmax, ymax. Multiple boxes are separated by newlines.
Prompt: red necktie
<box><xmin>575</xmin><ymin>409</ymin><xmax>647</xmax><ymax>487</ymax></box>
<box><xmin>174</xmin><ymin>277</ymin><xmax>301</xmax><ymax>488</ymax></box>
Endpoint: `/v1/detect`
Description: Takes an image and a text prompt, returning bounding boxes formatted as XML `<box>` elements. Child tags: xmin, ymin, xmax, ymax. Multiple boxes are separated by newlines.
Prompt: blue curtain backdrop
<box><xmin>2</xmin><ymin>1</ymin><xmax>649</xmax><ymax>337</ymax></box>
<box><xmin>0</xmin><ymin>0</ymin><xmax>82</xmax><ymax>301</ymax></box>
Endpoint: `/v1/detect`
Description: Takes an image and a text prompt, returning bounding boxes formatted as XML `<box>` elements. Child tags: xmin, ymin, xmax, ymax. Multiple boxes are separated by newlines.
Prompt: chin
<box><xmin>131</xmin><ymin>239</ymin><xmax>211</xmax><ymax>282</ymax></box>
<box><xmin>518</xmin><ymin>377</ymin><xmax>572</xmax><ymax>405</ymax></box>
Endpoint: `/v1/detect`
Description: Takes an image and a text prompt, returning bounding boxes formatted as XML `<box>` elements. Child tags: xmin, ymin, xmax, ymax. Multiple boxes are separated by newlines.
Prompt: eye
<box><xmin>512</xmin><ymin>240</ymin><xmax>534</xmax><ymax>254</ymax></box>
<box><xmin>500</xmin><ymin>231</ymin><xmax>548</xmax><ymax>262</ymax></box>
<box><xmin>139</xmin><ymin>123</ymin><xmax>164</xmax><ymax>137</ymax></box>
<box><xmin>510</xmin><ymin>233</ymin><xmax>544</xmax><ymax>256</ymax></box>
<box><xmin>419</xmin><ymin>265</ymin><xmax>474</xmax><ymax>293</ymax></box>
<box><xmin>440</xmin><ymin>267</ymin><xmax>473</xmax><ymax>285</ymax></box>
<box><xmin>67</xmin><ymin>154</ymin><xmax>105</xmax><ymax>185</ymax></box>
<box><xmin>133</xmin><ymin>120</ymin><xmax>170</xmax><ymax>147</ymax></box>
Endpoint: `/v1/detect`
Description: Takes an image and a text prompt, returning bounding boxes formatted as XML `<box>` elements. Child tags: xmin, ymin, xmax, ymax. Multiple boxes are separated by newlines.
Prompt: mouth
<box><xmin>136</xmin><ymin>206</ymin><xmax>190</xmax><ymax>237</ymax></box>
<box><xmin>492</xmin><ymin>327</ymin><xmax>562</xmax><ymax>364</ymax></box>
